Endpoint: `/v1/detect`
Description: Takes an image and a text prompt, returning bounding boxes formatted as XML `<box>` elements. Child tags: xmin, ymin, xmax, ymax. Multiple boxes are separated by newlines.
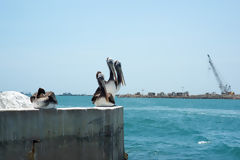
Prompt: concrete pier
<box><xmin>0</xmin><ymin>107</ymin><xmax>124</xmax><ymax>160</ymax></box>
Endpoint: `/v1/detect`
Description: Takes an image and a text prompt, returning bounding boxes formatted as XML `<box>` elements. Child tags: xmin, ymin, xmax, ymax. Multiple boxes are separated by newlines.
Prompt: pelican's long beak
<box><xmin>107</xmin><ymin>57</ymin><xmax>118</xmax><ymax>85</ymax></box>
<box><xmin>121</xmin><ymin>71</ymin><xmax>126</xmax><ymax>86</ymax></box>
<box><xmin>98</xmin><ymin>76</ymin><xmax>109</xmax><ymax>102</ymax></box>
<box><xmin>102</xmin><ymin>81</ymin><xmax>109</xmax><ymax>102</ymax></box>
<box><xmin>119</xmin><ymin>66</ymin><xmax>126</xmax><ymax>86</ymax></box>
<box><xmin>110</xmin><ymin>63</ymin><xmax>117</xmax><ymax>83</ymax></box>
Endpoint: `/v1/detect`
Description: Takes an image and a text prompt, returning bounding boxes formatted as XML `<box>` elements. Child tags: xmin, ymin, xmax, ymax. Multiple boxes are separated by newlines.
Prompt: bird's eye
<box><xmin>98</xmin><ymin>73</ymin><xmax>104</xmax><ymax>79</ymax></box>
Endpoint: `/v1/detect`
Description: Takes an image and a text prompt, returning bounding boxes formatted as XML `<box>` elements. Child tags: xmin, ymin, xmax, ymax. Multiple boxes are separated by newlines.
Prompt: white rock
<box><xmin>0</xmin><ymin>91</ymin><xmax>33</xmax><ymax>109</ymax></box>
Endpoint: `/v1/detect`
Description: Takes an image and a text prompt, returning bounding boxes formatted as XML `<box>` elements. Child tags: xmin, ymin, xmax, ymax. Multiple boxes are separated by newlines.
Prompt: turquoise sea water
<box><xmin>57</xmin><ymin>96</ymin><xmax>240</xmax><ymax>160</ymax></box>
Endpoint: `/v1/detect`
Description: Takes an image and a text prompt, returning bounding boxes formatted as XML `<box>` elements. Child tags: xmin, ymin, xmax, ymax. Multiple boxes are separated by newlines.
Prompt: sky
<box><xmin>0</xmin><ymin>0</ymin><xmax>240</xmax><ymax>95</ymax></box>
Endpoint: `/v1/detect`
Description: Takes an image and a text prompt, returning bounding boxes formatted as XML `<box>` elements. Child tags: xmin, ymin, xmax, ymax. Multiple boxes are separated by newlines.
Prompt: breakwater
<box><xmin>0</xmin><ymin>107</ymin><xmax>124</xmax><ymax>160</ymax></box>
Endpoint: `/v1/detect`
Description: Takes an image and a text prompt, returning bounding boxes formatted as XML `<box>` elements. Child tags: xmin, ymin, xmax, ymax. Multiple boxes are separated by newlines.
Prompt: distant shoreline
<box><xmin>54</xmin><ymin>94</ymin><xmax>240</xmax><ymax>99</ymax></box>
<box><xmin>117</xmin><ymin>94</ymin><xmax>240</xmax><ymax>100</ymax></box>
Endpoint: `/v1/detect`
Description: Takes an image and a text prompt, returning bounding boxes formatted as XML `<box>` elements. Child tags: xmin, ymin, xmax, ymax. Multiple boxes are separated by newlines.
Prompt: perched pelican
<box><xmin>28</xmin><ymin>139</ymin><xmax>40</xmax><ymax>160</ymax></box>
<box><xmin>114</xmin><ymin>60</ymin><xmax>126</xmax><ymax>92</ymax></box>
<box><xmin>92</xmin><ymin>72</ymin><xmax>115</xmax><ymax>107</ymax></box>
<box><xmin>105</xmin><ymin>57</ymin><xmax>118</xmax><ymax>97</ymax></box>
<box><xmin>30</xmin><ymin>88</ymin><xmax>58</xmax><ymax>109</ymax></box>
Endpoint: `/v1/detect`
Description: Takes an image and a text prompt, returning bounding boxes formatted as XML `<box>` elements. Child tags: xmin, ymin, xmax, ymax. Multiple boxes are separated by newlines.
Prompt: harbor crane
<box><xmin>207</xmin><ymin>54</ymin><xmax>234</xmax><ymax>95</ymax></box>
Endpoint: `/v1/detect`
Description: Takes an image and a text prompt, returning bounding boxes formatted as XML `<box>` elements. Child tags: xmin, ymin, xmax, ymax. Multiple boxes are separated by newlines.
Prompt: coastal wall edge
<box><xmin>0</xmin><ymin>107</ymin><xmax>124</xmax><ymax>160</ymax></box>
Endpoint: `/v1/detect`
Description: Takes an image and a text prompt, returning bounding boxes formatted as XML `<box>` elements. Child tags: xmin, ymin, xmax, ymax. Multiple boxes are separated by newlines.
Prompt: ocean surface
<box><xmin>57</xmin><ymin>96</ymin><xmax>240</xmax><ymax>160</ymax></box>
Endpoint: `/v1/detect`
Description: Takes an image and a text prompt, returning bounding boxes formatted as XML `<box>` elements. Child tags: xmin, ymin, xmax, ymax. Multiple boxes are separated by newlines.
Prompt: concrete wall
<box><xmin>0</xmin><ymin>107</ymin><xmax>124</xmax><ymax>160</ymax></box>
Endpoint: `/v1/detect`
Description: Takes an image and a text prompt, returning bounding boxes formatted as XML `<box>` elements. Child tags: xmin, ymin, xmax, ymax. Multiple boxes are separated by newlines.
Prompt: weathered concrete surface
<box><xmin>0</xmin><ymin>107</ymin><xmax>124</xmax><ymax>160</ymax></box>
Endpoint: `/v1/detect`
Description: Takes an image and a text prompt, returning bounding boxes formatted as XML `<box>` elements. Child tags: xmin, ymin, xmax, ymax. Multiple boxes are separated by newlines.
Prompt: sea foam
<box><xmin>198</xmin><ymin>141</ymin><xmax>210</xmax><ymax>144</ymax></box>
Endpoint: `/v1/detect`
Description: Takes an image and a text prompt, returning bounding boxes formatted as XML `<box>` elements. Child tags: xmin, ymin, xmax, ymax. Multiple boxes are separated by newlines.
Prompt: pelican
<box><xmin>30</xmin><ymin>88</ymin><xmax>58</xmax><ymax>109</ymax></box>
<box><xmin>92</xmin><ymin>72</ymin><xmax>115</xmax><ymax>107</ymax></box>
<box><xmin>105</xmin><ymin>57</ymin><xmax>118</xmax><ymax>97</ymax></box>
<box><xmin>114</xmin><ymin>60</ymin><xmax>126</xmax><ymax>92</ymax></box>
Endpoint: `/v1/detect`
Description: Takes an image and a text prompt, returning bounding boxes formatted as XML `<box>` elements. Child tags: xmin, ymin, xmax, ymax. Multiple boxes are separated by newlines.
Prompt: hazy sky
<box><xmin>1</xmin><ymin>0</ymin><xmax>240</xmax><ymax>95</ymax></box>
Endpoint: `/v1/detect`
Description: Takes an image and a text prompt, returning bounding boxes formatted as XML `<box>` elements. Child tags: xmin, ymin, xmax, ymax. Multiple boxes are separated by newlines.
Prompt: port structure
<box><xmin>207</xmin><ymin>54</ymin><xmax>234</xmax><ymax>95</ymax></box>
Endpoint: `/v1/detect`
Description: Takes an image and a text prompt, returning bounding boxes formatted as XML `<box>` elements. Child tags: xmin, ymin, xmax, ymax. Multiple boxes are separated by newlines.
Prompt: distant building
<box><xmin>62</xmin><ymin>93</ymin><xmax>73</xmax><ymax>96</ymax></box>
<box><xmin>172</xmin><ymin>92</ymin><xmax>189</xmax><ymax>97</ymax></box>
<box><xmin>176</xmin><ymin>92</ymin><xmax>183</xmax><ymax>96</ymax></box>
<box><xmin>184</xmin><ymin>91</ymin><xmax>189</xmax><ymax>96</ymax></box>
<box><xmin>157</xmin><ymin>92</ymin><xmax>165</xmax><ymax>96</ymax></box>
<box><xmin>135</xmin><ymin>92</ymin><xmax>141</xmax><ymax>96</ymax></box>
<box><xmin>148</xmin><ymin>92</ymin><xmax>156</xmax><ymax>96</ymax></box>
<box><xmin>211</xmin><ymin>92</ymin><xmax>217</xmax><ymax>95</ymax></box>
